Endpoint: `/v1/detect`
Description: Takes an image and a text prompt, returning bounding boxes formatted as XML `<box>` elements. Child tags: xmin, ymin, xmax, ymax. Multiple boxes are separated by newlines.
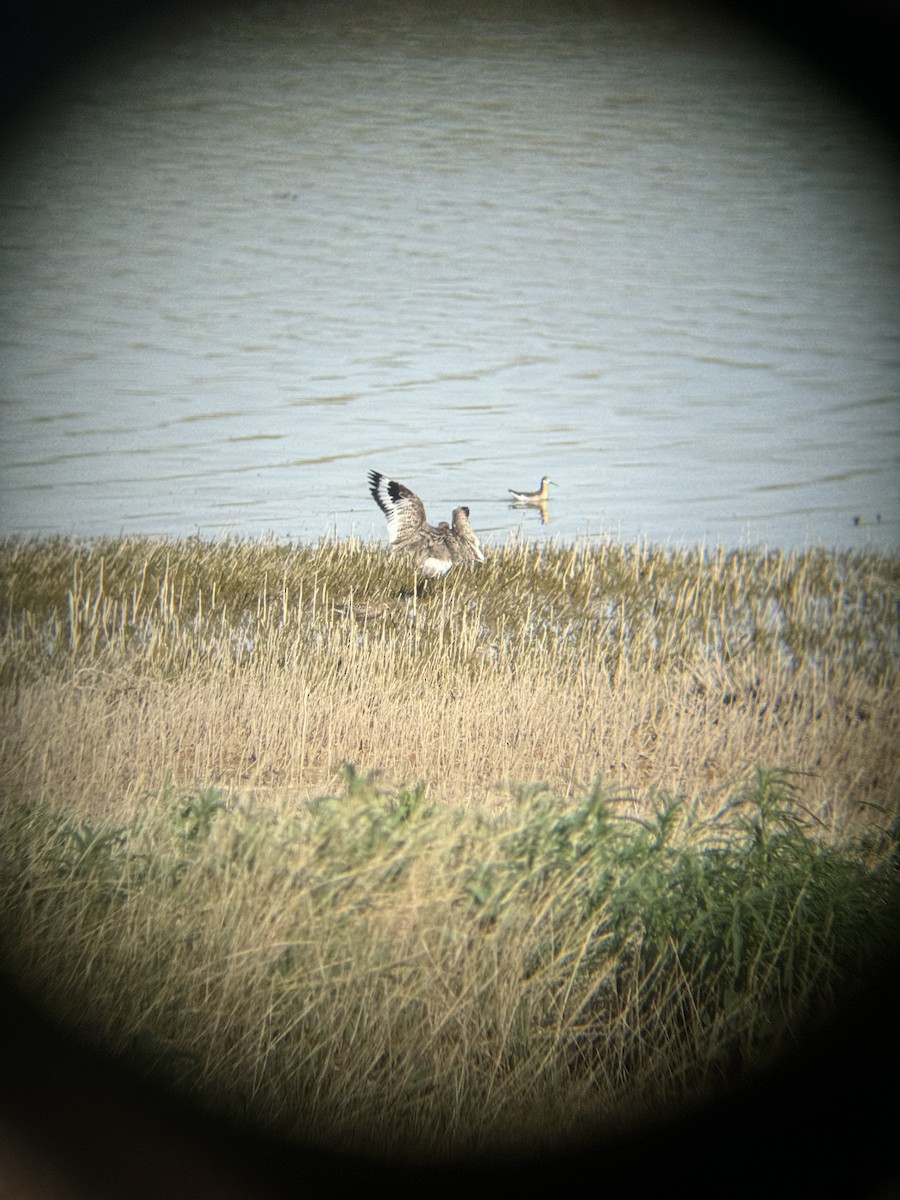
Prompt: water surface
<box><xmin>1</xmin><ymin>1</ymin><xmax>897</xmax><ymax>551</ymax></box>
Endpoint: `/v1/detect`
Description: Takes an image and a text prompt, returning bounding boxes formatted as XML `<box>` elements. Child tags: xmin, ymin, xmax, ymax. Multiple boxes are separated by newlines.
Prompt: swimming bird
<box><xmin>368</xmin><ymin>470</ymin><xmax>485</xmax><ymax>579</ymax></box>
<box><xmin>508</xmin><ymin>476</ymin><xmax>556</xmax><ymax>504</ymax></box>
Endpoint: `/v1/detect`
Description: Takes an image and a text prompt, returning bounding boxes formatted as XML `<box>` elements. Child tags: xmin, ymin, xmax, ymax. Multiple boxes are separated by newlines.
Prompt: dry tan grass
<box><xmin>2</xmin><ymin>639</ymin><xmax>892</xmax><ymax>831</ymax></box>
<box><xmin>1</xmin><ymin>534</ymin><xmax>897</xmax><ymax>836</ymax></box>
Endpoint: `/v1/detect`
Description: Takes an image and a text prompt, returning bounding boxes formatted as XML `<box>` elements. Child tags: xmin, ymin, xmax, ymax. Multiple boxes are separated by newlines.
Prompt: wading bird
<box><xmin>368</xmin><ymin>470</ymin><xmax>485</xmax><ymax>578</ymax></box>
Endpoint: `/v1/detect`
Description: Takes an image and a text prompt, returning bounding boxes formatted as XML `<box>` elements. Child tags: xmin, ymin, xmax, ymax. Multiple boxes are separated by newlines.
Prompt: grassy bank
<box><xmin>0</xmin><ymin>535</ymin><xmax>898</xmax><ymax>1158</ymax></box>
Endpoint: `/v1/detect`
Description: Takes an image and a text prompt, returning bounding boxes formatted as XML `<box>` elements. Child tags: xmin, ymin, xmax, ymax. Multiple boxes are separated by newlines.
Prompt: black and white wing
<box><xmin>368</xmin><ymin>470</ymin><xmax>428</xmax><ymax>549</ymax></box>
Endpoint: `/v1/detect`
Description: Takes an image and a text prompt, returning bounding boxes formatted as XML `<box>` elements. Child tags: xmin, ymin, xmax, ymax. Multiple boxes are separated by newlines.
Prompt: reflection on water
<box><xmin>0</xmin><ymin>1</ymin><xmax>897</xmax><ymax>550</ymax></box>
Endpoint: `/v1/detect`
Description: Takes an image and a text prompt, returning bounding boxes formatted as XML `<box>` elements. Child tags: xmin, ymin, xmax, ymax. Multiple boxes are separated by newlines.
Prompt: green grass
<box><xmin>1</xmin><ymin>766</ymin><xmax>896</xmax><ymax>1161</ymax></box>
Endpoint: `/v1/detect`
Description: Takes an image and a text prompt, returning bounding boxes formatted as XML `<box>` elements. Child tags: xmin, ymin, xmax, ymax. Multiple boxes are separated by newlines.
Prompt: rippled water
<box><xmin>1</xmin><ymin>1</ymin><xmax>898</xmax><ymax>551</ymax></box>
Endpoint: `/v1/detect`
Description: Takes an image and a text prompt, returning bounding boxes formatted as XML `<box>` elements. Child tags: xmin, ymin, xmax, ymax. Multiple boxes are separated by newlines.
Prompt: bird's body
<box><xmin>368</xmin><ymin>470</ymin><xmax>485</xmax><ymax>578</ymax></box>
<box><xmin>509</xmin><ymin>476</ymin><xmax>555</xmax><ymax>504</ymax></box>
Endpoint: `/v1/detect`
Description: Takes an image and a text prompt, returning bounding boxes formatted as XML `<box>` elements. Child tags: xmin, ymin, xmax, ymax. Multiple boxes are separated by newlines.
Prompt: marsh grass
<box><xmin>1</xmin><ymin>767</ymin><xmax>896</xmax><ymax>1161</ymax></box>
<box><xmin>1</xmin><ymin>534</ymin><xmax>897</xmax><ymax>826</ymax></box>
<box><xmin>0</xmin><ymin>534</ymin><xmax>898</xmax><ymax>1159</ymax></box>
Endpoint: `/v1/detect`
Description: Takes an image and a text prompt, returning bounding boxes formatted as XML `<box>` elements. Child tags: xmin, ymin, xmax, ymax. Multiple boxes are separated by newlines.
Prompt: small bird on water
<box><xmin>368</xmin><ymin>470</ymin><xmax>485</xmax><ymax>578</ymax></box>
<box><xmin>508</xmin><ymin>476</ymin><xmax>556</xmax><ymax>504</ymax></box>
